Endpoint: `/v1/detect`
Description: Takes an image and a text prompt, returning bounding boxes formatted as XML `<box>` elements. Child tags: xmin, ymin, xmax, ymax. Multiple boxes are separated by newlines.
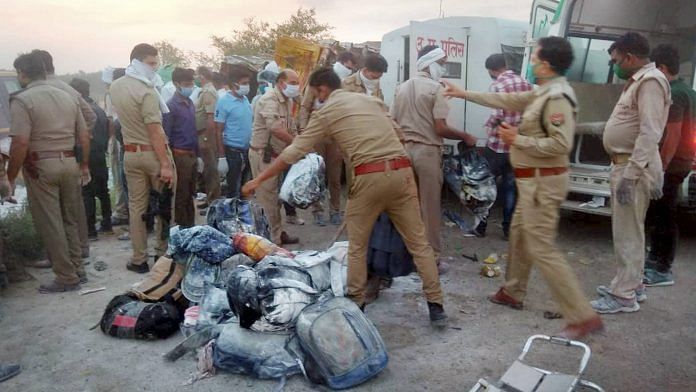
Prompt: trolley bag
<box><xmin>99</xmin><ymin>294</ymin><xmax>182</xmax><ymax>340</ymax></box>
<box><xmin>296</xmin><ymin>296</ymin><xmax>388</xmax><ymax>389</ymax></box>
<box><xmin>130</xmin><ymin>256</ymin><xmax>185</xmax><ymax>302</ymax></box>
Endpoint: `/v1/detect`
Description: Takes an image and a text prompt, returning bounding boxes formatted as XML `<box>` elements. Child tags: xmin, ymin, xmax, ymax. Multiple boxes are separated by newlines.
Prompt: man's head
<box><xmin>361</xmin><ymin>54</ymin><xmax>388</xmax><ymax>80</ymax></box>
<box><xmin>14</xmin><ymin>52</ymin><xmax>46</xmax><ymax>87</ymax></box>
<box><xmin>196</xmin><ymin>66</ymin><xmax>214</xmax><ymax>85</ymax></box>
<box><xmin>485</xmin><ymin>53</ymin><xmax>507</xmax><ymax>80</ymax></box>
<box><xmin>31</xmin><ymin>49</ymin><xmax>54</xmax><ymax>75</ymax></box>
<box><xmin>337</xmin><ymin>51</ymin><xmax>357</xmax><ymax>70</ymax></box>
<box><xmin>229</xmin><ymin>69</ymin><xmax>251</xmax><ymax>97</ymax></box>
<box><xmin>130</xmin><ymin>43</ymin><xmax>159</xmax><ymax>70</ymax></box>
<box><xmin>309</xmin><ymin>67</ymin><xmax>341</xmax><ymax>102</ymax></box>
<box><xmin>417</xmin><ymin>45</ymin><xmax>447</xmax><ymax>79</ymax></box>
<box><xmin>212</xmin><ymin>72</ymin><xmax>227</xmax><ymax>90</ymax></box>
<box><xmin>531</xmin><ymin>37</ymin><xmax>574</xmax><ymax>81</ymax></box>
<box><xmin>650</xmin><ymin>44</ymin><xmax>680</xmax><ymax>80</ymax></box>
<box><xmin>69</xmin><ymin>78</ymin><xmax>90</xmax><ymax>99</ymax></box>
<box><xmin>277</xmin><ymin>69</ymin><xmax>300</xmax><ymax>98</ymax></box>
<box><xmin>172</xmin><ymin>67</ymin><xmax>195</xmax><ymax>98</ymax></box>
<box><xmin>608</xmin><ymin>32</ymin><xmax>650</xmax><ymax>80</ymax></box>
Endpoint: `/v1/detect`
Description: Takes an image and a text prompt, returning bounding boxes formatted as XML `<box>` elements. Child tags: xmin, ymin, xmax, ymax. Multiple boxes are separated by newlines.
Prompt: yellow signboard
<box><xmin>274</xmin><ymin>36</ymin><xmax>322</xmax><ymax>91</ymax></box>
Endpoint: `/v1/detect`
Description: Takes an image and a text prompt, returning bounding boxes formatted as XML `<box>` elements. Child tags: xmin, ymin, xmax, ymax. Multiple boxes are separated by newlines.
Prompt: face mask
<box><xmin>359</xmin><ymin>71</ymin><xmax>379</xmax><ymax>90</ymax></box>
<box><xmin>259</xmin><ymin>84</ymin><xmax>268</xmax><ymax>95</ymax></box>
<box><xmin>313</xmin><ymin>98</ymin><xmax>325</xmax><ymax>110</ymax></box>
<box><xmin>282</xmin><ymin>84</ymin><xmax>300</xmax><ymax>98</ymax></box>
<box><xmin>178</xmin><ymin>86</ymin><xmax>194</xmax><ymax>97</ymax></box>
<box><xmin>428</xmin><ymin>62</ymin><xmax>445</xmax><ymax>80</ymax></box>
<box><xmin>612</xmin><ymin>61</ymin><xmax>632</xmax><ymax>80</ymax></box>
<box><xmin>333</xmin><ymin>62</ymin><xmax>353</xmax><ymax>80</ymax></box>
<box><xmin>131</xmin><ymin>59</ymin><xmax>157</xmax><ymax>82</ymax></box>
<box><xmin>237</xmin><ymin>84</ymin><xmax>250</xmax><ymax>96</ymax></box>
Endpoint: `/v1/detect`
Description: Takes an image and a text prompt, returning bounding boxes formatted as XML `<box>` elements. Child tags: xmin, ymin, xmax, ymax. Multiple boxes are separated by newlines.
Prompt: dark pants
<box><xmin>280</xmin><ymin>168</ymin><xmax>297</xmax><ymax>216</ymax></box>
<box><xmin>83</xmin><ymin>159</ymin><xmax>112</xmax><ymax>234</ymax></box>
<box><xmin>224</xmin><ymin>146</ymin><xmax>251</xmax><ymax>199</ymax></box>
<box><xmin>479</xmin><ymin>148</ymin><xmax>516</xmax><ymax>234</ymax></box>
<box><xmin>173</xmin><ymin>153</ymin><xmax>197</xmax><ymax>228</ymax></box>
<box><xmin>647</xmin><ymin>158</ymin><xmax>691</xmax><ymax>273</ymax></box>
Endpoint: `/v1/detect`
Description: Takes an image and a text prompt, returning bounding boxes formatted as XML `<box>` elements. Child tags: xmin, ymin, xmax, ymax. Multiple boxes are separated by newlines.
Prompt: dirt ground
<box><xmin>1</xmin><ymin>202</ymin><xmax>695</xmax><ymax>392</ymax></box>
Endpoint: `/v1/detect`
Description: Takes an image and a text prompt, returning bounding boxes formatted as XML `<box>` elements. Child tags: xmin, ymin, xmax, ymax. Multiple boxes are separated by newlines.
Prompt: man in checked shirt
<box><xmin>476</xmin><ymin>54</ymin><xmax>532</xmax><ymax>239</ymax></box>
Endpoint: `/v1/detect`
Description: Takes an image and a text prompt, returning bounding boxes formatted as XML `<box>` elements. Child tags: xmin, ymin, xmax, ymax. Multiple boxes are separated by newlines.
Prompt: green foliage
<box><xmin>0</xmin><ymin>205</ymin><xmax>45</xmax><ymax>262</ymax></box>
<box><xmin>154</xmin><ymin>40</ymin><xmax>191</xmax><ymax>67</ymax></box>
<box><xmin>211</xmin><ymin>7</ymin><xmax>333</xmax><ymax>57</ymax></box>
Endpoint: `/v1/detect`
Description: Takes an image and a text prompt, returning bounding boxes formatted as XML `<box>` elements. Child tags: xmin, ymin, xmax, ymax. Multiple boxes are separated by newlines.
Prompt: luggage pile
<box><xmin>98</xmin><ymin>198</ymin><xmax>388</xmax><ymax>390</ymax></box>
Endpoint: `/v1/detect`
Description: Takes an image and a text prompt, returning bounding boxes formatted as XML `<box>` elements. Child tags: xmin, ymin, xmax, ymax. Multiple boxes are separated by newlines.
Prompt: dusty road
<box><xmin>1</xmin><ymin>203</ymin><xmax>695</xmax><ymax>392</ymax></box>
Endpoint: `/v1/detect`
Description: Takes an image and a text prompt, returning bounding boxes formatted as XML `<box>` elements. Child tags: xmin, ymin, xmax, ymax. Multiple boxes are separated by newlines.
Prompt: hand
<box><xmin>159</xmin><ymin>164</ymin><xmax>174</xmax><ymax>186</ymax></box>
<box><xmin>616</xmin><ymin>178</ymin><xmax>637</xmax><ymax>205</ymax></box>
<box><xmin>241</xmin><ymin>179</ymin><xmax>259</xmax><ymax>199</ymax></box>
<box><xmin>80</xmin><ymin>165</ymin><xmax>91</xmax><ymax>186</ymax></box>
<box><xmin>463</xmin><ymin>133</ymin><xmax>477</xmax><ymax>147</ymax></box>
<box><xmin>441</xmin><ymin>80</ymin><xmax>467</xmax><ymax>99</ymax></box>
<box><xmin>651</xmin><ymin>173</ymin><xmax>664</xmax><ymax>200</ymax></box>
<box><xmin>498</xmin><ymin>122</ymin><xmax>518</xmax><ymax>145</ymax></box>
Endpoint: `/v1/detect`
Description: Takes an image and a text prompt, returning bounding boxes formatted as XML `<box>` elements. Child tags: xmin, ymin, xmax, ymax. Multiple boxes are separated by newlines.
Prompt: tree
<box><xmin>211</xmin><ymin>7</ymin><xmax>333</xmax><ymax>57</ymax></box>
<box><xmin>153</xmin><ymin>40</ymin><xmax>190</xmax><ymax>67</ymax></box>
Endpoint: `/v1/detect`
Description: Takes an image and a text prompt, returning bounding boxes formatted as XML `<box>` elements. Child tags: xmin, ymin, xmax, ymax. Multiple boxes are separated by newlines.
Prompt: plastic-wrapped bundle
<box><xmin>181</xmin><ymin>255</ymin><xmax>223</xmax><ymax>303</ymax></box>
<box><xmin>206</xmin><ymin>198</ymin><xmax>270</xmax><ymax>239</ymax></box>
<box><xmin>443</xmin><ymin>146</ymin><xmax>497</xmax><ymax>228</ymax></box>
<box><xmin>226</xmin><ymin>265</ymin><xmax>261</xmax><ymax>329</ymax></box>
<box><xmin>198</xmin><ymin>283</ymin><xmax>235</xmax><ymax>328</ymax></box>
<box><xmin>167</xmin><ymin>225</ymin><xmax>235</xmax><ymax>264</ymax></box>
<box><xmin>233</xmin><ymin>232</ymin><xmax>294</xmax><ymax>262</ymax></box>
<box><xmin>212</xmin><ymin>323</ymin><xmax>304</xmax><ymax>379</ymax></box>
<box><xmin>326</xmin><ymin>241</ymin><xmax>349</xmax><ymax>297</ymax></box>
<box><xmin>280</xmin><ymin>153</ymin><xmax>326</xmax><ymax>209</ymax></box>
<box><xmin>255</xmin><ymin>257</ymin><xmax>317</xmax><ymax>328</ymax></box>
<box><xmin>293</xmin><ymin>250</ymin><xmax>332</xmax><ymax>292</ymax></box>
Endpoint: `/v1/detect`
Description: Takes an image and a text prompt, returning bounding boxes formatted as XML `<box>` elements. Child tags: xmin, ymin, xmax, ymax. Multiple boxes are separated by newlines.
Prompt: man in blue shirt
<box><xmin>163</xmin><ymin>67</ymin><xmax>197</xmax><ymax>227</ymax></box>
<box><xmin>215</xmin><ymin>69</ymin><xmax>253</xmax><ymax>198</ymax></box>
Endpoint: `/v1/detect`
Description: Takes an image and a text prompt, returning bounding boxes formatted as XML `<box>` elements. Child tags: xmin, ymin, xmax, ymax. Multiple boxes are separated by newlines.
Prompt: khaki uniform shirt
<box><xmin>195</xmin><ymin>82</ymin><xmax>218</xmax><ymax>131</ymax></box>
<box><xmin>466</xmin><ymin>77</ymin><xmax>578</xmax><ymax>169</ymax></box>
<box><xmin>603</xmin><ymin>62</ymin><xmax>670</xmax><ymax>180</ymax></box>
<box><xmin>9</xmin><ymin>81</ymin><xmax>87</xmax><ymax>152</ymax></box>
<box><xmin>251</xmin><ymin>86</ymin><xmax>295</xmax><ymax>155</ymax></box>
<box><xmin>46</xmin><ymin>75</ymin><xmax>97</xmax><ymax>130</ymax></box>
<box><xmin>390</xmin><ymin>72</ymin><xmax>450</xmax><ymax>147</ymax></box>
<box><xmin>110</xmin><ymin>75</ymin><xmax>164</xmax><ymax>146</ymax></box>
<box><xmin>280</xmin><ymin>90</ymin><xmax>405</xmax><ymax>167</ymax></box>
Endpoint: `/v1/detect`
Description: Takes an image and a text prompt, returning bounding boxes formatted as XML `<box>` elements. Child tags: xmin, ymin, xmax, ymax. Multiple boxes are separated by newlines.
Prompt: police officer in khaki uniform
<box><xmin>6</xmin><ymin>52</ymin><xmax>91</xmax><ymax>293</ymax></box>
<box><xmin>591</xmin><ymin>33</ymin><xmax>670</xmax><ymax>314</ymax></box>
<box><xmin>391</xmin><ymin>45</ymin><xmax>476</xmax><ymax>272</ymax></box>
<box><xmin>34</xmin><ymin>50</ymin><xmax>97</xmax><ymax>260</ymax></box>
<box><xmin>110</xmin><ymin>43</ymin><xmax>175</xmax><ymax>274</ymax></box>
<box><xmin>249</xmin><ymin>69</ymin><xmax>301</xmax><ymax>246</ymax></box>
<box><xmin>243</xmin><ymin>68</ymin><xmax>447</xmax><ymax>326</ymax></box>
<box><xmin>299</xmin><ymin>55</ymin><xmax>390</xmax><ymax>226</ymax></box>
<box><xmin>195</xmin><ymin>66</ymin><xmax>221</xmax><ymax>211</ymax></box>
<box><xmin>444</xmin><ymin>37</ymin><xmax>602</xmax><ymax>339</ymax></box>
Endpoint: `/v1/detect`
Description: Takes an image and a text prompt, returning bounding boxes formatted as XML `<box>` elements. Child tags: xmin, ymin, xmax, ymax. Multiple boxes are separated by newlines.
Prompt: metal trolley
<box><xmin>468</xmin><ymin>335</ymin><xmax>604</xmax><ymax>392</ymax></box>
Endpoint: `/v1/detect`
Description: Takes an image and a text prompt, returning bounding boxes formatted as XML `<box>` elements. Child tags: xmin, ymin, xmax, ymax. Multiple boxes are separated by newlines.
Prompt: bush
<box><xmin>0</xmin><ymin>205</ymin><xmax>45</xmax><ymax>262</ymax></box>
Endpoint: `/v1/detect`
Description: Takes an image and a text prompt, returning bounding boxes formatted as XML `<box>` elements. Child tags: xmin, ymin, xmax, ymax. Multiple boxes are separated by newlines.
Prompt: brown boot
<box><xmin>280</xmin><ymin>231</ymin><xmax>299</xmax><ymax>245</ymax></box>
<box><xmin>488</xmin><ymin>287</ymin><xmax>524</xmax><ymax>310</ymax></box>
<box><xmin>364</xmin><ymin>275</ymin><xmax>382</xmax><ymax>304</ymax></box>
<box><xmin>38</xmin><ymin>280</ymin><xmax>81</xmax><ymax>294</ymax></box>
<box><xmin>558</xmin><ymin>315</ymin><xmax>604</xmax><ymax>340</ymax></box>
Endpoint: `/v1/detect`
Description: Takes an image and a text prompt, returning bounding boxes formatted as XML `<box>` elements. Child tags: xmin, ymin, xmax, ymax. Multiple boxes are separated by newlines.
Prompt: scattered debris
<box><xmin>79</xmin><ymin>287</ymin><xmax>106</xmax><ymax>296</ymax></box>
<box><xmin>93</xmin><ymin>260</ymin><xmax>108</xmax><ymax>271</ymax></box>
<box><xmin>462</xmin><ymin>253</ymin><xmax>479</xmax><ymax>262</ymax></box>
<box><xmin>543</xmin><ymin>311</ymin><xmax>563</xmax><ymax>320</ymax></box>
<box><xmin>483</xmin><ymin>253</ymin><xmax>499</xmax><ymax>264</ymax></box>
<box><xmin>480</xmin><ymin>265</ymin><xmax>502</xmax><ymax>278</ymax></box>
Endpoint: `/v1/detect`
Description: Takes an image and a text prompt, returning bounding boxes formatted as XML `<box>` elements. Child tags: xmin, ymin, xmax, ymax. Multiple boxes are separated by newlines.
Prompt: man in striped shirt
<box><xmin>477</xmin><ymin>54</ymin><xmax>532</xmax><ymax>240</ymax></box>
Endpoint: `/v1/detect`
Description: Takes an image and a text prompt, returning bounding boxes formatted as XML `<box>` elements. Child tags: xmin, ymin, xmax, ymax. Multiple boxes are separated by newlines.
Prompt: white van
<box><xmin>380</xmin><ymin>17</ymin><xmax>528</xmax><ymax>151</ymax></box>
<box><xmin>523</xmin><ymin>0</ymin><xmax>696</xmax><ymax>215</ymax></box>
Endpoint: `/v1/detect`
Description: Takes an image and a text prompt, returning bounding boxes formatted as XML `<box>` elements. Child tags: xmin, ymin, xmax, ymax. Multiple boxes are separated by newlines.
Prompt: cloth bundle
<box><xmin>280</xmin><ymin>153</ymin><xmax>326</xmax><ymax>209</ymax></box>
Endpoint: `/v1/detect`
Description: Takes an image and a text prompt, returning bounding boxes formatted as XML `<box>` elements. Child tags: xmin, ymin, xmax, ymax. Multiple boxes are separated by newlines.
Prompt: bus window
<box><xmin>567</xmin><ymin>37</ymin><xmax>615</xmax><ymax>84</ymax></box>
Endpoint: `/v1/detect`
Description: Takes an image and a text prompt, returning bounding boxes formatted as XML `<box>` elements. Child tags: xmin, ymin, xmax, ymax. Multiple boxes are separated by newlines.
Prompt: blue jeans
<box><xmin>481</xmin><ymin>148</ymin><xmax>516</xmax><ymax>234</ymax></box>
<box><xmin>224</xmin><ymin>146</ymin><xmax>251</xmax><ymax>198</ymax></box>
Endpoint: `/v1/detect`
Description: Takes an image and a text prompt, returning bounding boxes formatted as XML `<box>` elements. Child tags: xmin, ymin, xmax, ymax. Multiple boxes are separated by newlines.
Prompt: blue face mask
<box><xmin>179</xmin><ymin>86</ymin><xmax>194</xmax><ymax>97</ymax></box>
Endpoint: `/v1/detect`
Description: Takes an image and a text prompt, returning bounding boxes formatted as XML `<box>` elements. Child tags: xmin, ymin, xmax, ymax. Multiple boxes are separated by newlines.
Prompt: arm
<box><xmin>216</xmin><ymin>122</ymin><xmax>225</xmax><ymax>156</ymax></box>
<box><xmin>146</xmin><ymin>123</ymin><xmax>173</xmax><ymax>185</ymax></box>
<box><xmin>623</xmin><ymin>80</ymin><xmax>668</xmax><ymax>180</ymax></box>
<box><xmin>442</xmin><ymin>80</ymin><xmax>535</xmax><ymax>112</ymax></box>
<box><xmin>78</xmin><ymin>96</ymin><xmax>97</xmax><ymax>130</ymax></box>
<box><xmin>213</xmin><ymin>100</ymin><xmax>228</xmax><ymax>157</ymax></box>
<box><xmin>203</xmin><ymin>92</ymin><xmax>217</xmax><ymax>141</ymax></box>
<box><xmin>7</xmin><ymin>100</ymin><xmax>31</xmax><ymax>189</ymax></box>
<box><xmin>507</xmin><ymin>97</ymin><xmax>575</xmax><ymax>158</ymax></box>
<box><xmin>75</xmin><ymin>103</ymin><xmax>91</xmax><ymax>180</ymax></box>
<box><xmin>659</xmin><ymin>93</ymin><xmax>686</xmax><ymax>168</ymax></box>
<box><xmin>298</xmin><ymin>88</ymin><xmax>315</xmax><ymax>131</ymax></box>
<box><xmin>433</xmin><ymin>86</ymin><xmax>476</xmax><ymax>145</ymax></box>
<box><xmin>260</xmin><ymin>99</ymin><xmax>294</xmax><ymax>144</ymax></box>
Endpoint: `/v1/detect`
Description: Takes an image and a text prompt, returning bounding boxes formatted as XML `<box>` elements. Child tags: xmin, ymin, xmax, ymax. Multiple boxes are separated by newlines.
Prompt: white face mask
<box><xmin>237</xmin><ymin>84</ymin><xmax>250</xmax><ymax>96</ymax></box>
<box><xmin>282</xmin><ymin>84</ymin><xmax>300</xmax><ymax>98</ymax></box>
<box><xmin>333</xmin><ymin>62</ymin><xmax>353</xmax><ymax>80</ymax></box>
<box><xmin>313</xmin><ymin>98</ymin><xmax>325</xmax><ymax>110</ymax></box>
<box><xmin>428</xmin><ymin>62</ymin><xmax>446</xmax><ymax>81</ymax></box>
<box><xmin>359</xmin><ymin>71</ymin><xmax>379</xmax><ymax>93</ymax></box>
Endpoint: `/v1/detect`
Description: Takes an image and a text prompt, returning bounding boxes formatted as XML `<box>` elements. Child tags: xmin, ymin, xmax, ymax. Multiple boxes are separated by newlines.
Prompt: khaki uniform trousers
<box><xmin>312</xmin><ymin>139</ymin><xmax>343</xmax><ymax>214</ymax></box>
<box><xmin>609</xmin><ymin>163</ymin><xmax>652</xmax><ymax>299</ymax></box>
<box><xmin>124</xmin><ymin>149</ymin><xmax>176</xmax><ymax>265</ymax></box>
<box><xmin>173</xmin><ymin>153</ymin><xmax>197</xmax><ymax>228</ymax></box>
<box><xmin>345</xmin><ymin>166</ymin><xmax>443</xmax><ymax>305</ymax></box>
<box><xmin>404</xmin><ymin>142</ymin><xmax>443</xmax><ymax>258</ymax></box>
<box><xmin>76</xmin><ymin>178</ymin><xmax>89</xmax><ymax>254</ymax></box>
<box><xmin>249</xmin><ymin>149</ymin><xmax>283</xmax><ymax>245</ymax></box>
<box><xmin>504</xmin><ymin>172</ymin><xmax>596</xmax><ymax>324</ymax></box>
<box><xmin>198</xmin><ymin>132</ymin><xmax>221</xmax><ymax>203</ymax></box>
<box><xmin>110</xmin><ymin>141</ymin><xmax>129</xmax><ymax>219</ymax></box>
<box><xmin>24</xmin><ymin>157</ymin><xmax>83</xmax><ymax>285</ymax></box>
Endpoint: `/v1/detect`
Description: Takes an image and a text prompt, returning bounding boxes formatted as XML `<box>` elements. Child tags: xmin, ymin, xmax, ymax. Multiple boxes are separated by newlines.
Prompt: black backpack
<box><xmin>99</xmin><ymin>294</ymin><xmax>182</xmax><ymax>340</ymax></box>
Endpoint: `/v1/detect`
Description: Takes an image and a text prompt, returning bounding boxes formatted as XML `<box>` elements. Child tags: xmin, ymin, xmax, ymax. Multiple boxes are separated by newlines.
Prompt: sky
<box><xmin>0</xmin><ymin>0</ymin><xmax>533</xmax><ymax>74</ymax></box>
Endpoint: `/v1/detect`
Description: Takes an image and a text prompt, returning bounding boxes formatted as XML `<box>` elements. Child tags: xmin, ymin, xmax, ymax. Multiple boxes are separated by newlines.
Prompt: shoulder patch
<box><xmin>550</xmin><ymin>112</ymin><xmax>565</xmax><ymax>126</ymax></box>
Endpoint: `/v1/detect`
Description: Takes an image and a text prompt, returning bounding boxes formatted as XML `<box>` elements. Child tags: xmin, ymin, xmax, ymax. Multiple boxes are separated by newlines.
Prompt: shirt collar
<box><xmin>631</xmin><ymin>62</ymin><xmax>657</xmax><ymax>82</ymax></box>
<box><xmin>416</xmin><ymin>71</ymin><xmax>433</xmax><ymax>80</ymax></box>
<box><xmin>496</xmin><ymin>70</ymin><xmax>515</xmax><ymax>81</ymax></box>
<box><xmin>274</xmin><ymin>85</ymin><xmax>286</xmax><ymax>103</ymax></box>
<box><xmin>227</xmin><ymin>91</ymin><xmax>245</xmax><ymax>101</ymax></box>
<box><xmin>173</xmin><ymin>93</ymin><xmax>192</xmax><ymax>105</ymax></box>
<box><xmin>534</xmin><ymin>76</ymin><xmax>568</xmax><ymax>96</ymax></box>
<box><xmin>27</xmin><ymin>80</ymin><xmax>49</xmax><ymax>89</ymax></box>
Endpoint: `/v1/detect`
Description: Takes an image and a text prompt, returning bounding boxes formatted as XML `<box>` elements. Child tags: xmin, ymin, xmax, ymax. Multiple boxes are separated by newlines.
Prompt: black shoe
<box><xmin>502</xmin><ymin>226</ymin><xmax>510</xmax><ymax>241</ymax></box>
<box><xmin>280</xmin><ymin>231</ymin><xmax>300</xmax><ymax>245</ymax></box>
<box><xmin>110</xmin><ymin>217</ymin><xmax>129</xmax><ymax>226</ymax></box>
<box><xmin>98</xmin><ymin>224</ymin><xmax>114</xmax><ymax>234</ymax></box>
<box><xmin>0</xmin><ymin>363</ymin><xmax>21</xmax><ymax>382</ymax></box>
<box><xmin>126</xmin><ymin>262</ymin><xmax>149</xmax><ymax>274</ymax></box>
<box><xmin>428</xmin><ymin>302</ymin><xmax>448</xmax><ymax>327</ymax></box>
